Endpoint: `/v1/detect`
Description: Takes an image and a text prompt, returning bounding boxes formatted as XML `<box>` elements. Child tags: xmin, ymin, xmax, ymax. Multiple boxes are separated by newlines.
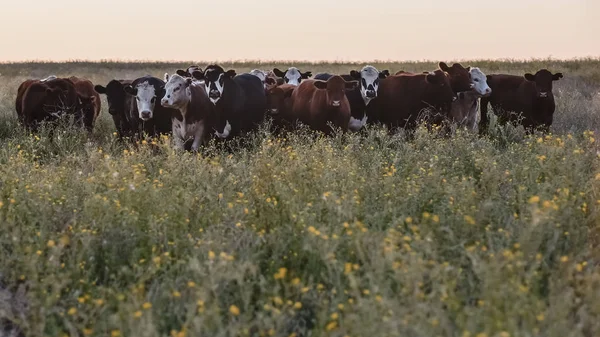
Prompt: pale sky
<box><xmin>1</xmin><ymin>0</ymin><xmax>598</xmax><ymax>62</ymax></box>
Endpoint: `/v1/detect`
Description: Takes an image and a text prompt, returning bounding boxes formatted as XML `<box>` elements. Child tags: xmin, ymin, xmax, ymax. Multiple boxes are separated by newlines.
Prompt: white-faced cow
<box><xmin>161</xmin><ymin>73</ymin><xmax>215</xmax><ymax>151</ymax></box>
<box><xmin>314</xmin><ymin>66</ymin><xmax>390</xmax><ymax>131</ymax></box>
<box><xmin>272</xmin><ymin>67</ymin><xmax>312</xmax><ymax>86</ymax></box>
<box><xmin>449</xmin><ymin>67</ymin><xmax>491</xmax><ymax>130</ymax></box>
<box><xmin>250</xmin><ymin>69</ymin><xmax>279</xmax><ymax>91</ymax></box>
<box><xmin>191</xmin><ymin>65</ymin><xmax>267</xmax><ymax>139</ymax></box>
<box><xmin>123</xmin><ymin>76</ymin><xmax>174</xmax><ymax>138</ymax></box>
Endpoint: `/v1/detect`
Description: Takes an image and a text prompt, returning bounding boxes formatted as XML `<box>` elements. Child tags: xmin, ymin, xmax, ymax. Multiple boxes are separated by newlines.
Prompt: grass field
<box><xmin>0</xmin><ymin>59</ymin><xmax>599</xmax><ymax>337</ymax></box>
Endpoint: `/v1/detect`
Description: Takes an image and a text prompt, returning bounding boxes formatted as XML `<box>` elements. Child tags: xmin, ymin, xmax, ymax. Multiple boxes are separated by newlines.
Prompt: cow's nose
<box><xmin>332</xmin><ymin>100</ymin><xmax>341</xmax><ymax>107</ymax></box>
<box><xmin>366</xmin><ymin>90</ymin><xmax>376</xmax><ymax>98</ymax></box>
<box><xmin>140</xmin><ymin>111</ymin><xmax>151</xmax><ymax>120</ymax></box>
<box><xmin>485</xmin><ymin>88</ymin><xmax>492</xmax><ymax>94</ymax></box>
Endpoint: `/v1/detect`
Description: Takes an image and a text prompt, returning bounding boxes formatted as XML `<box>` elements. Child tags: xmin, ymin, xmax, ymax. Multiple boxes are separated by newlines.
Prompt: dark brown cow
<box><xmin>438</xmin><ymin>62</ymin><xmax>472</xmax><ymax>93</ymax></box>
<box><xmin>370</xmin><ymin>70</ymin><xmax>456</xmax><ymax>130</ymax></box>
<box><xmin>17</xmin><ymin>77</ymin><xmax>80</xmax><ymax>130</ymax></box>
<box><xmin>69</xmin><ymin>76</ymin><xmax>101</xmax><ymax>132</ymax></box>
<box><xmin>266</xmin><ymin>84</ymin><xmax>295</xmax><ymax>132</ymax></box>
<box><xmin>480</xmin><ymin>69</ymin><xmax>563</xmax><ymax>133</ymax></box>
<box><xmin>290</xmin><ymin>76</ymin><xmax>358</xmax><ymax>134</ymax></box>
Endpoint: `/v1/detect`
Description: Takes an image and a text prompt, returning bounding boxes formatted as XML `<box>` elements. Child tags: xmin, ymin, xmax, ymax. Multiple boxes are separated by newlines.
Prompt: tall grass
<box><xmin>0</xmin><ymin>60</ymin><xmax>599</xmax><ymax>337</ymax></box>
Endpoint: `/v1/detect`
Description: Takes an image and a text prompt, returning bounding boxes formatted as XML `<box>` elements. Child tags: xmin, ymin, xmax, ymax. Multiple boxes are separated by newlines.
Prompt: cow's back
<box><xmin>375</xmin><ymin>74</ymin><xmax>429</xmax><ymax>127</ymax></box>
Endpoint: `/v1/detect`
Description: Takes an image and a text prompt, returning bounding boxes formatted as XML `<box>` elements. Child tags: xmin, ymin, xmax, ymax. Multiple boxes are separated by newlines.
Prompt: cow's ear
<box><xmin>94</xmin><ymin>85</ymin><xmax>106</xmax><ymax>94</ymax></box>
<box><xmin>553</xmin><ymin>73</ymin><xmax>563</xmax><ymax>81</ymax></box>
<box><xmin>265</xmin><ymin>77</ymin><xmax>276</xmax><ymax>85</ymax></box>
<box><xmin>123</xmin><ymin>84</ymin><xmax>137</xmax><ymax>96</ymax></box>
<box><xmin>345</xmin><ymin>80</ymin><xmax>359</xmax><ymax>90</ymax></box>
<box><xmin>438</xmin><ymin>62</ymin><xmax>450</xmax><ymax>72</ymax></box>
<box><xmin>176</xmin><ymin>70</ymin><xmax>187</xmax><ymax>77</ymax></box>
<box><xmin>524</xmin><ymin>73</ymin><xmax>535</xmax><ymax>81</ymax></box>
<box><xmin>301</xmin><ymin>71</ymin><xmax>312</xmax><ymax>79</ymax></box>
<box><xmin>191</xmin><ymin>70</ymin><xmax>204</xmax><ymax>80</ymax></box>
<box><xmin>273</xmin><ymin>68</ymin><xmax>286</xmax><ymax>78</ymax></box>
<box><xmin>466</xmin><ymin>66</ymin><xmax>471</xmax><ymax>72</ymax></box>
<box><xmin>379</xmin><ymin>70</ymin><xmax>390</xmax><ymax>79</ymax></box>
<box><xmin>164</xmin><ymin>73</ymin><xmax>170</xmax><ymax>82</ymax></box>
<box><xmin>425</xmin><ymin>72</ymin><xmax>438</xmax><ymax>84</ymax></box>
<box><xmin>185</xmin><ymin>78</ymin><xmax>193</xmax><ymax>87</ymax></box>
<box><xmin>349</xmin><ymin>70</ymin><xmax>361</xmax><ymax>80</ymax></box>
<box><xmin>313</xmin><ymin>80</ymin><xmax>327</xmax><ymax>90</ymax></box>
<box><xmin>225</xmin><ymin>70</ymin><xmax>236</xmax><ymax>78</ymax></box>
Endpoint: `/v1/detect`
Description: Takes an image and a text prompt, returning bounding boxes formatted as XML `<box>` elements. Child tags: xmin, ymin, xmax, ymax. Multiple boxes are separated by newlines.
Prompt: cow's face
<box><xmin>469</xmin><ymin>67</ymin><xmax>492</xmax><ymax>96</ymax></box>
<box><xmin>266</xmin><ymin>86</ymin><xmax>294</xmax><ymax>114</ymax></box>
<box><xmin>161</xmin><ymin>74</ymin><xmax>192</xmax><ymax>108</ymax></box>
<box><xmin>273</xmin><ymin>67</ymin><xmax>312</xmax><ymax>86</ymax></box>
<box><xmin>524</xmin><ymin>69</ymin><xmax>563</xmax><ymax>98</ymax></box>
<box><xmin>78</xmin><ymin>94</ymin><xmax>96</xmax><ymax>117</ymax></box>
<box><xmin>176</xmin><ymin>65</ymin><xmax>201</xmax><ymax>78</ymax></box>
<box><xmin>95</xmin><ymin>80</ymin><xmax>127</xmax><ymax>116</ymax></box>
<box><xmin>194</xmin><ymin>66</ymin><xmax>235</xmax><ymax>104</ymax></box>
<box><xmin>124</xmin><ymin>81</ymin><xmax>161</xmax><ymax>121</ymax></box>
<box><xmin>313</xmin><ymin>76</ymin><xmax>358</xmax><ymax>108</ymax></box>
<box><xmin>426</xmin><ymin>70</ymin><xmax>456</xmax><ymax>104</ymax></box>
<box><xmin>349</xmin><ymin>66</ymin><xmax>390</xmax><ymax>104</ymax></box>
<box><xmin>439</xmin><ymin>62</ymin><xmax>472</xmax><ymax>93</ymax></box>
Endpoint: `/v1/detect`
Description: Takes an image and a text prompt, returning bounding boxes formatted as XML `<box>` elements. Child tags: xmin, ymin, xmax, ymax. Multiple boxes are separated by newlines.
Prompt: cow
<box><xmin>17</xmin><ymin>77</ymin><xmax>80</xmax><ymax>131</ymax></box>
<box><xmin>191</xmin><ymin>65</ymin><xmax>267</xmax><ymax>140</ymax></box>
<box><xmin>161</xmin><ymin>73</ymin><xmax>215</xmax><ymax>151</ymax></box>
<box><xmin>69</xmin><ymin>76</ymin><xmax>101</xmax><ymax>132</ymax></box>
<box><xmin>315</xmin><ymin>66</ymin><xmax>390</xmax><ymax>131</ymax></box>
<box><xmin>95</xmin><ymin>79</ymin><xmax>134</xmax><ymax>139</ymax></box>
<box><xmin>480</xmin><ymin>69</ymin><xmax>563</xmax><ymax>134</ymax></box>
<box><xmin>272</xmin><ymin>67</ymin><xmax>312</xmax><ymax>86</ymax></box>
<box><xmin>265</xmin><ymin>84</ymin><xmax>296</xmax><ymax>132</ymax></box>
<box><xmin>370</xmin><ymin>70</ymin><xmax>456</xmax><ymax>131</ymax></box>
<box><xmin>250</xmin><ymin>69</ymin><xmax>279</xmax><ymax>91</ymax></box>
<box><xmin>176</xmin><ymin>65</ymin><xmax>202</xmax><ymax>78</ymax></box>
<box><xmin>438</xmin><ymin>62</ymin><xmax>473</xmax><ymax>94</ymax></box>
<box><xmin>123</xmin><ymin>76</ymin><xmax>174</xmax><ymax>139</ymax></box>
<box><xmin>448</xmin><ymin>67</ymin><xmax>491</xmax><ymax>130</ymax></box>
<box><xmin>289</xmin><ymin>76</ymin><xmax>358</xmax><ymax>134</ymax></box>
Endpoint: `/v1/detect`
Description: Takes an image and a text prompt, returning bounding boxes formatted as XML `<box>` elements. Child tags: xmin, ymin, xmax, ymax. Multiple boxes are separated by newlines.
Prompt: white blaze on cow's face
<box><xmin>133</xmin><ymin>82</ymin><xmax>158</xmax><ymax>121</ymax></box>
<box><xmin>205</xmin><ymin>73</ymin><xmax>225</xmax><ymax>105</ymax></box>
<box><xmin>358</xmin><ymin>66</ymin><xmax>382</xmax><ymax>105</ymax></box>
<box><xmin>283</xmin><ymin>67</ymin><xmax>302</xmax><ymax>86</ymax></box>
<box><xmin>161</xmin><ymin>74</ymin><xmax>191</xmax><ymax>109</ymax></box>
<box><xmin>469</xmin><ymin>67</ymin><xmax>492</xmax><ymax>96</ymax></box>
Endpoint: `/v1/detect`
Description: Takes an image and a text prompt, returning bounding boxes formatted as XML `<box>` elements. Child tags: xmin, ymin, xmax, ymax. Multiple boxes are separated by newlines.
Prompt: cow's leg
<box><xmin>479</xmin><ymin>97</ymin><xmax>490</xmax><ymax>135</ymax></box>
<box><xmin>191</xmin><ymin>121</ymin><xmax>205</xmax><ymax>152</ymax></box>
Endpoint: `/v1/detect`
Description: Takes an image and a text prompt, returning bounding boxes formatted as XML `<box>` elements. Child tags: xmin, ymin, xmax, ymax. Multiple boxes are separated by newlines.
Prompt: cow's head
<box><xmin>349</xmin><ymin>65</ymin><xmax>390</xmax><ymax>105</ymax></box>
<box><xmin>468</xmin><ymin>67</ymin><xmax>492</xmax><ymax>96</ymax></box>
<box><xmin>161</xmin><ymin>73</ymin><xmax>193</xmax><ymax>109</ymax></box>
<box><xmin>266</xmin><ymin>85</ymin><xmax>294</xmax><ymax>115</ymax></box>
<box><xmin>192</xmin><ymin>65</ymin><xmax>235</xmax><ymax>104</ymax></box>
<box><xmin>95</xmin><ymin>80</ymin><xmax>129</xmax><ymax>116</ymax></box>
<box><xmin>124</xmin><ymin>80</ymin><xmax>165</xmax><ymax>121</ymax></box>
<box><xmin>438</xmin><ymin>62</ymin><xmax>472</xmax><ymax>93</ymax></box>
<box><xmin>524</xmin><ymin>69</ymin><xmax>563</xmax><ymax>98</ymax></box>
<box><xmin>425</xmin><ymin>70</ymin><xmax>456</xmax><ymax>104</ymax></box>
<box><xmin>273</xmin><ymin>67</ymin><xmax>312</xmax><ymax>86</ymax></box>
<box><xmin>313</xmin><ymin>76</ymin><xmax>358</xmax><ymax>108</ymax></box>
<box><xmin>77</xmin><ymin>94</ymin><xmax>96</xmax><ymax>117</ymax></box>
<box><xmin>176</xmin><ymin>65</ymin><xmax>202</xmax><ymax>78</ymax></box>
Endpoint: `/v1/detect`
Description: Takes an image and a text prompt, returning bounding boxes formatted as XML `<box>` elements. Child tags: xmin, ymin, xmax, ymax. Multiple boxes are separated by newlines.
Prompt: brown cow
<box><xmin>69</xmin><ymin>76</ymin><xmax>101</xmax><ymax>132</ymax></box>
<box><xmin>290</xmin><ymin>76</ymin><xmax>358</xmax><ymax>134</ymax></box>
<box><xmin>480</xmin><ymin>69</ymin><xmax>563</xmax><ymax>134</ymax></box>
<box><xmin>18</xmin><ymin>77</ymin><xmax>80</xmax><ymax>130</ymax></box>
<box><xmin>438</xmin><ymin>62</ymin><xmax>472</xmax><ymax>93</ymax></box>
<box><xmin>370</xmin><ymin>70</ymin><xmax>456</xmax><ymax>130</ymax></box>
<box><xmin>266</xmin><ymin>84</ymin><xmax>295</xmax><ymax>132</ymax></box>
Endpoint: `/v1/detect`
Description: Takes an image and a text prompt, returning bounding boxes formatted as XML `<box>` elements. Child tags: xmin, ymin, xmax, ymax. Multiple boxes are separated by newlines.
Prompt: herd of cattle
<box><xmin>15</xmin><ymin>62</ymin><xmax>563</xmax><ymax>150</ymax></box>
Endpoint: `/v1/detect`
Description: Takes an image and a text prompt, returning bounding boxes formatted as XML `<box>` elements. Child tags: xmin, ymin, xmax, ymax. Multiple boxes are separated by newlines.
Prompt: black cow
<box><xmin>95</xmin><ymin>79</ymin><xmax>134</xmax><ymax>138</ymax></box>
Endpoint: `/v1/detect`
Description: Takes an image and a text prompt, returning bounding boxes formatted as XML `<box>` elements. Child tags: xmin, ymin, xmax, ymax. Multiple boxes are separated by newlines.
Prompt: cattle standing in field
<box><xmin>95</xmin><ymin>79</ymin><xmax>134</xmax><ymax>138</ymax></box>
<box><xmin>161</xmin><ymin>73</ymin><xmax>215</xmax><ymax>151</ymax></box>
<box><xmin>250</xmin><ymin>69</ymin><xmax>279</xmax><ymax>91</ymax></box>
<box><xmin>315</xmin><ymin>66</ymin><xmax>390</xmax><ymax>131</ymax></box>
<box><xmin>265</xmin><ymin>84</ymin><xmax>296</xmax><ymax>132</ymax></box>
<box><xmin>480</xmin><ymin>69</ymin><xmax>563</xmax><ymax>133</ymax></box>
<box><xmin>191</xmin><ymin>65</ymin><xmax>267</xmax><ymax>140</ymax></box>
<box><xmin>123</xmin><ymin>76</ymin><xmax>174</xmax><ymax>138</ymax></box>
<box><xmin>371</xmin><ymin>70</ymin><xmax>456</xmax><ymax>130</ymax></box>
<box><xmin>16</xmin><ymin>77</ymin><xmax>81</xmax><ymax>131</ymax></box>
<box><xmin>449</xmin><ymin>67</ymin><xmax>491</xmax><ymax>130</ymax></box>
<box><xmin>273</xmin><ymin>67</ymin><xmax>312</xmax><ymax>86</ymax></box>
<box><xmin>69</xmin><ymin>76</ymin><xmax>101</xmax><ymax>132</ymax></box>
<box><xmin>290</xmin><ymin>76</ymin><xmax>358</xmax><ymax>134</ymax></box>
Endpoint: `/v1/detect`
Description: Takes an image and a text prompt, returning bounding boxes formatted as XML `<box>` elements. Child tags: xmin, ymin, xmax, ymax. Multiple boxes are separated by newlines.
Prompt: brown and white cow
<box><xmin>250</xmin><ymin>69</ymin><xmax>280</xmax><ymax>91</ymax></box>
<box><xmin>290</xmin><ymin>76</ymin><xmax>358</xmax><ymax>134</ymax></box>
<box><xmin>161</xmin><ymin>73</ymin><xmax>215</xmax><ymax>151</ymax></box>
<box><xmin>480</xmin><ymin>69</ymin><xmax>563</xmax><ymax>133</ymax></box>
<box><xmin>448</xmin><ymin>67</ymin><xmax>491</xmax><ymax>130</ymax></box>
<box><xmin>69</xmin><ymin>76</ymin><xmax>101</xmax><ymax>132</ymax></box>
<box><xmin>273</xmin><ymin>67</ymin><xmax>312</xmax><ymax>86</ymax></box>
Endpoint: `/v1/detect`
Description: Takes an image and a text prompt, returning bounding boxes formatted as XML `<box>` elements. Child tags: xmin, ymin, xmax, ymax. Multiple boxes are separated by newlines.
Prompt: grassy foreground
<box><xmin>0</xmin><ymin>60</ymin><xmax>599</xmax><ymax>337</ymax></box>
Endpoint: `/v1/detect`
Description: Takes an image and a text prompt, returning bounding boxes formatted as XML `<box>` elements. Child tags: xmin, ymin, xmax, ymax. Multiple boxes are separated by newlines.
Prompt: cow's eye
<box><xmin>374</xmin><ymin>79</ymin><xmax>379</xmax><ymax>86</ymax></box>
<box><xmin>151</xmin><ymin>97</ymin><xmax>156</xmax><ymax>103</ymax></box>
<box><xmin>474</xmin><ymin>79</ymin><xmax>479</xmax><ymax>82</ymax></box>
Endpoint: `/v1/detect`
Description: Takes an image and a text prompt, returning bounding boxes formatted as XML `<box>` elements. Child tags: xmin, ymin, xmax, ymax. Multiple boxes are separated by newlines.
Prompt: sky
<box><xmin>1</xmin><ymin>0</ymin><xmax>598</xmax><ymax>62</ymax></box>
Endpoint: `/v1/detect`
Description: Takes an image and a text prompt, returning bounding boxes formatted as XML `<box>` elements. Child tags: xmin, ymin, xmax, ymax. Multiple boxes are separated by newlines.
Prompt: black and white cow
<box><xmin>123</xmin><ymin>76</ymin><xmax>173</xmax><ymax>138</ymax></box>
<box><xmin>272</xmin><ymin>67</ymin><xmax>312</xmax><ymax>86</ymax></box>
<box><xmin>176</xmin><ymin>65</ymin><xmax>202</xmax><ymax>78</ymax></box>
<box><xmin>161</xmin><ymin>73</ymin><xmax>215</xmax><ymax>151</ymax></box>
<box><xmin>314</xmin><ymin>65</ymin><xmax>389</xmax><ymax>131</ymax></box>
<box><xmin>191</xmin><ymin>65</ymin><xmax>267</xmax><ymax>139</ymax></box>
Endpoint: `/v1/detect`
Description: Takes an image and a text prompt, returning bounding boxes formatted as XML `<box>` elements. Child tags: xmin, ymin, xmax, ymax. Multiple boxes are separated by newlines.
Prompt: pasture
<box><xmin>1</xmin><ymin>59</ymin><xmax>600</xmax><ymax>337</ymax></box>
